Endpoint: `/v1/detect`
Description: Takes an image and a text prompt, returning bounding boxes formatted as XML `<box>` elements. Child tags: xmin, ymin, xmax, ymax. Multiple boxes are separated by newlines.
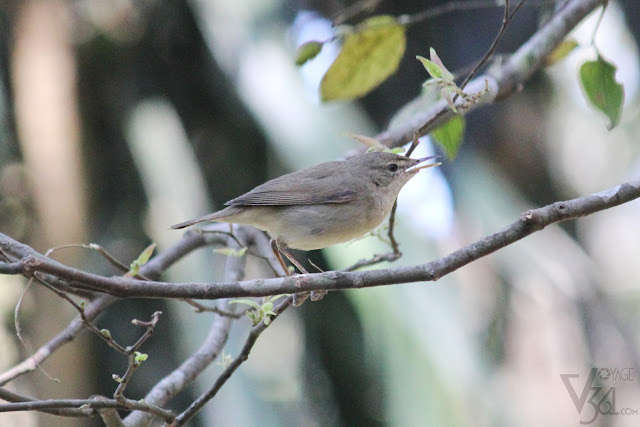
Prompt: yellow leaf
<box><xmin>321</xmin><ymin>16</ymin><xmax>406</xmax><ymax>102</ymax></box>
<box><xmin>295</xmin><ymin>41</ymin><xmax>323</xmax><ymax>66</ymax></box>
<box><xmin>544</xmin><ymin>39</ymin><xmax>579</xmax><ymax>67</ymax></box>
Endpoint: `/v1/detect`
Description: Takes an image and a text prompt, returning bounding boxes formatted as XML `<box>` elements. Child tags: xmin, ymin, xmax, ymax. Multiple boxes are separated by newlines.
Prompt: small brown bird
<box><xmin>172</xmin><ymin>151</ymin><xmax>440</xmax><ymax>275</ymax></box>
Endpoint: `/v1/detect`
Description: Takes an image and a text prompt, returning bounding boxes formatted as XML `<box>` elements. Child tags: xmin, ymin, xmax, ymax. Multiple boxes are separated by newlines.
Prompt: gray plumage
<box><xmin>171</xmin><ymin>152</ymin><xmax>439</xmax><ymax>250</ymax></box>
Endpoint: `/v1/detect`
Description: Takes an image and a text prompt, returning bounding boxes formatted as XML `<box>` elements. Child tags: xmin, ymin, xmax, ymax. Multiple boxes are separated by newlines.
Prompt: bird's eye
<box><xmin>387</xmin><ymin>163</ymin><xmax>398</xmax><ymax>172</ymax></box>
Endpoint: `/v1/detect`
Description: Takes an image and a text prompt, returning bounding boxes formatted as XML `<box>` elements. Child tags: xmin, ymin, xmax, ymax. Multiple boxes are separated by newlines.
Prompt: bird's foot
<box><xmin>293</xmin><ymin>292</ymin><xmax>310</xmax><ymax>306</ymax></box>
<box><xmin>310</xmin><ymin>290</ymin><xmax>327</xmax><ymax>301</ymax></box>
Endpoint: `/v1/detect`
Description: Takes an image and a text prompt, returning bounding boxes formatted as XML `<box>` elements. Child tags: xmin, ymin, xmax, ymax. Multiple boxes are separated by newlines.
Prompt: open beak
<box><xmin>407</xmin><ymin>155</ymin><xmax>442</xmax><ymax>173</ymax></box>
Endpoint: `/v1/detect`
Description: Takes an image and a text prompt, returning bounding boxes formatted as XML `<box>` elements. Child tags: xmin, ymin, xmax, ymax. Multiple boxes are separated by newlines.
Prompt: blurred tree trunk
<box><xmin>10</xmin><ymin>0</ymin><xmax>92</xmax><ymax>426</ymax></box>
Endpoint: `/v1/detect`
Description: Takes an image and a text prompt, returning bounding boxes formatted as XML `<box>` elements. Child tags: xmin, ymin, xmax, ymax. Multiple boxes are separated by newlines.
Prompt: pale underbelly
<box><xmin>229</xmin><ymin>204</ymin><xmax>387</xmax><ymax>250</ymax></box>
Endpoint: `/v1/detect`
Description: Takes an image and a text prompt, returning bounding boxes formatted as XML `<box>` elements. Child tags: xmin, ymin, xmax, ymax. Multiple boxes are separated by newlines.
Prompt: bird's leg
<box><xmin>277</xmin><ymin>241</ymin><xmax>327</xmax><ymax>303</ymax></box>
<box><xmin>270</xmin><ymin>239</ymin><xmax>309</xmax><ymax>305</ymax></box>
<box><xmin>270</xmin><ymin>239</ymin><xmax>290</xmax><ymax>276</ymax></box>
<box><xmin>279</xmin><ymin>247</ymin><xmax>308</xmax><ymax>275</ymax></box>
<box><xmin>271</xmin><ymin>240</ymin><xmax>327</xmax><ymax>304</ymax></box>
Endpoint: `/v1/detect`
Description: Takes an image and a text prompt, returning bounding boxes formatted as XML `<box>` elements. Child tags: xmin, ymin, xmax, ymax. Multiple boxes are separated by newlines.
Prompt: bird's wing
<box><xmin>225</xmin><ymin>163</ymin><xmax>360</xmax><ymax>206</ymax></box>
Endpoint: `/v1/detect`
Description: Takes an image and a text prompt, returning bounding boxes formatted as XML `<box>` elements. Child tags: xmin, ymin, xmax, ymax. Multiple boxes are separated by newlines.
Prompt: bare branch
<box><xmin>122</xmin><ymin>226</ymin><xmax>268</xmax><ymax>426</ymax></box>
<box><xmin>44</xmin><ymin>243</ymin><xmax>131</xmax><ymax>274</ymax></box>
<box><xmin>113</xmin><ymin>311</ymin><xmax>162</xmax><ymax>401</ymax></box>
<box><xmin>456</xmin><ymin>0</ymin><xmax>528</xmax><ymax>93</ymax></box>
<box><xmin>377</xmin><ymin>0</ymin><xmax>607</xmax><ymax>146</ymax></box>
<box><xmin>0</xmin><ymin>388</ymin><xmax>174</xmax><ymax>422</ymax></box>
<box><xmin>2</xmin><ymin>179</ymin><xmax>638</xmax><ymax>300</ymax></box>
<box><xmin>0</xmin><ymin>294</ymin><xmax>115</xmax><ymax>386</ymax></box>
<box><xmin>183</xmin><ymin>299</ymin><xmax>243</xmax><ymax>318</ymax></box>
<box><xmin>398</xmin><ymin>0</ymin><xmax>552</xmax><ymax>27</ymax></box>
<box><xmin>0</xmin><ymin>261</ymin><xmax>24</xmax><ymax>274</ymax></box>
<box><xmin>0</xmin><ymin>230</ymin><xmax>223</xmax><ymax>386</ymax></box>
<box><xmin>0</xmin><ymin>0</ymin><xmax>619</xmax><ymax>424</ymax></box>
<box><xmin>174</xmin><ymin>295</ymin><xmax>293</xmax><ymax>426</ymax></box>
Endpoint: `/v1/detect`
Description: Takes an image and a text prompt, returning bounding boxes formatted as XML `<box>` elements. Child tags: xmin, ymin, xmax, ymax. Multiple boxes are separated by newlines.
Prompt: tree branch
<box><xmin>0</xmin><ymin>230</ymin><xmax>223</xmax><ymax>386</ymax></box>
<box><xmin>122</xmin><ymin>226</ymin><xmax>275</xmax><ymax>427</ymax></box>
<box><xmin>2</xmin><ymin>179</ymin><xmax>638</xmax><ymax>300</ymax></box>
<box><xmin>377</xmin><ymin>0</ymin><xmax>606</xmax><ymax>146</ymax></box>
<box><xmin>0</xmin><ymin>393</ymin><xmax>175</xmax><ymax>423</ymax></box>
<box><xmin>174</xmin><ymin>295</ymin><xmax>293</xmax><ymax>426</ymax></box>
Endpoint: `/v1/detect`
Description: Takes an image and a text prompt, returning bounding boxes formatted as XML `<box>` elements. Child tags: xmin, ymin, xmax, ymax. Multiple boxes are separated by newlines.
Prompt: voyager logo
<box><xmin>561</xmin><ymin>368</ymin><xmax>638</xmax><ymax>425</ymax></box>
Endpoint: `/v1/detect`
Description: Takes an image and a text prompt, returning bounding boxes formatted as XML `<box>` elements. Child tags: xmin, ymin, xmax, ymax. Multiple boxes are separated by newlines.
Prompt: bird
<box><xmin>172</xmin><ymin>151</ymin><xmax>440</xmax><ymax>278</ymax></box>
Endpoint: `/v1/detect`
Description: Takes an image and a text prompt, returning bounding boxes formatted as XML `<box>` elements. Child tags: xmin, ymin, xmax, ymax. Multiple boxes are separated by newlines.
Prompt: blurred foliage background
<box><xmin>1</xmin><ymin>0</ymin><xmax>640</xmax><ymax>426</ymax></box>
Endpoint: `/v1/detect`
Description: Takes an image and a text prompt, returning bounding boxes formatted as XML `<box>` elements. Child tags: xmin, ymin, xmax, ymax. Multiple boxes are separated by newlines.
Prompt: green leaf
<box><xmin>100</xmin><ymin>329</ymin><xmax>112</xmax><ymax>339</ymax></box>
<box><xmin>134</xmin><ymin>352</ymin><xmax>148</xmax><ymax>363</ymax></box>
<box><xmin>416</xmin><ymin>55</ymin><xmax>443</xmax><ymax>79</ymax></box>
<box><xmin>295</xmin><ymin>41</ymin><xmax>323</xmax><ymax>66</ymax></box>
<box><xmin>321</xmin><ymin>15</ymin><xmax>406</xmax><ymax>101</ymax></box>
<box><xmin>544</xmin><ymin>39</ymin><xmax>579</xmax><ymax>67</ymax></box>
<box><xmin>128</xmin><ymin>243</ymin><xmax>156</xmax><ymax>276</ymax></box>
<box><xmin>428</xmin><ymin>48</ymin><xmax>453</xmax><ymax>81</ymax></box>
<box><xmin>246</xmin><ymin>311</ymin><xmax>260</xmax><ymax>325</ymax></box>
<box><xmin>417</xmin><ymin>48</ymin><xmax>454</xmax><ymax>83</ymax></box>
<box><xmin>579</xmin><ymin>56</ymin><xmax>624</xmax><ymax>130</ymax></box>
<box><xmin>129</xmin><ymin>264</ymin><xmax>139</xmax><ymax>276</ymax></box>
<box><xmin>137</xmin><ymin>243</ymin><xmax>156</xmax><ymax>265</ymax></box>
<box><xmin>431</xmin><ymin>116</ymin><xmax>466</xmax><ymax>159</ymax></box>
<box><xmin>213</xmin><ymin>247</ymin><xmax>248</xmax><ymax>257</ymax></box>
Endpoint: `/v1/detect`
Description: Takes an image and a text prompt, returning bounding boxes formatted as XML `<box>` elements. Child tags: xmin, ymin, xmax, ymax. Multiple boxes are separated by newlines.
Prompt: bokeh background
<box><xmin>1</xmin><ymin>0</ymin><xmax>640</xmax><ymax>426</ymax></box>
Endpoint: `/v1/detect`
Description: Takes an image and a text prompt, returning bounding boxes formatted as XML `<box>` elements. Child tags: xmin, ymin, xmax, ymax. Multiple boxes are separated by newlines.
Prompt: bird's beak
<box><xmin>407</xmin><ymin>155</ymin><xmax>442</xmax><ymax>173</ymax></box>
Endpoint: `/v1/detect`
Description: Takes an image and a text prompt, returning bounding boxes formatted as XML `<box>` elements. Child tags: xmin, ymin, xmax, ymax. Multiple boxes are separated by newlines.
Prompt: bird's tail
<box><xmin>170</xmin><ymin>209</ymin><xmax>232</xmax><ymax>229</ymax></box>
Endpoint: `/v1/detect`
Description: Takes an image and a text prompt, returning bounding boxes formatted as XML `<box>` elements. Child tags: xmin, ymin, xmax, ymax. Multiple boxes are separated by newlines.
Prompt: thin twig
<box><xmin>343</xmin><ymin>200</ymin><xmax>402</xmax><ymax>272</ymax></box>
<box><xmin>246</xmin><ymin>249</ymin><xmax>281</xmax><ymax>276</ymax></box>
<box><xmin>44</xmin><ymin>243</ymin><xmax>130</xmax><ymax>274</ymax></box>
<box><xmin>332</xmin><ymin>0</ymin><xmax>382</xmax><ymax>25</ymax></box>
<box><xmin>378</xmin><ymin>0</ymin><xmax>606</xmax><ymax>147</ymax></box>
<box><xmin>33</xmin><ymin>274</ymin><xmax>127</xmax><ymax>353</ymax></box>
<box><xmin>200</xmin><ymin>229</ymin><xmax>245</xmax><ymax>249</ymax></box>
<box><xmin>387</xmin><ymin>201</ymin><xmax>401</xmax><ymax>256</ymax></box>
<box><xmin>458</xmin><ymin>0</ymin><xmax>527</xmax><ymax>91</ymax></box>
<box><xmin>0</xmin><ymin>295</ymin><xmax>115</xmax><ymax>386</ymax></box>
<box><xmin>417</xmin><ymin>0</ymin><xmax>528</xmax><ymax>138</ymax></box>
<box><xmin>113</xmin><ymin>311</ymin><xmax>162</xmax><ymax>400</ymax></box>
<box><xmin>122</xmin><ymin>225</ymin><xmax>264</xmax><ymax>426</ymax></box>
<box><xmin>0</xmin><ymin>230</ymin><xmax>217</xmax><ymax>386</ymax></box>
<box><xmin>183</xmin><ymin>299</ymin><xmax>243</xmax><ymax>318</ymax></box>
<box><xmin>13</xmin><ymin>277</ymin><xmax>59</xmax><ymax>383</ymax></box>
<box><xmin>404</xmin><ymin>130</ymin><xmax>421</xmax><ymax>158</ymax></box>
<box><xmin>343</xmin><ymin>251</ymin><xmax>404</xmax><ymax>272</ymax></box>
<box><xmin>174</xmin><ymin>295</ymin><xmax>293</xmax><ymax>426</ymax></box>
<box><xmin>399</xmin><ymin>0</ymin><xmax>550</xmax><ymax>27</ymax></box>
<box><xmin>589</xmin><ymin>1</ymin><xmax>608</xmax><ymax>46</ymax></box>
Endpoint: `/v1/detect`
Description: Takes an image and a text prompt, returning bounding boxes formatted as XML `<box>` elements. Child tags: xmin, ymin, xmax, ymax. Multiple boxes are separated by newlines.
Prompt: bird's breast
<box><xmin>273</xmin><ymin>199</ymin><xmax>390</xmax><ymax>250</ymax></box>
